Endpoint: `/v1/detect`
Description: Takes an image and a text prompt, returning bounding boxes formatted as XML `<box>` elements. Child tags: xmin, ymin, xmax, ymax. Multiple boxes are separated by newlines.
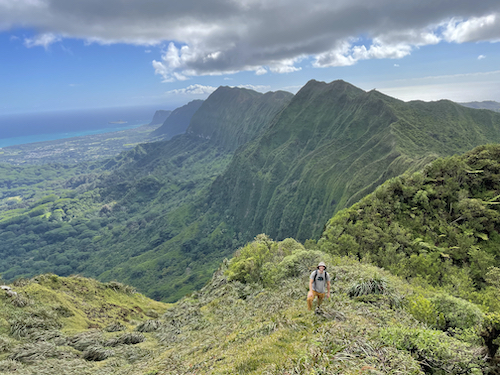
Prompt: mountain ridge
<box><xmin>2</xmin><ymin>80</ymin><xmax>500</xmax><ymax>304</ymax></box>
<box><xmin>151</xmin><ymin>100</ymin><xmax>204</xmax><ymax>139</ymax></box>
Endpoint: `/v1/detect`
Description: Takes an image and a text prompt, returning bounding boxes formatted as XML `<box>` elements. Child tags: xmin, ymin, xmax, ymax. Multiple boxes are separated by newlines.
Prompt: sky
<box><xmin>1</xmin><ymin>0</ymin><xmax>500</xmax><ymax>115</ymax></box>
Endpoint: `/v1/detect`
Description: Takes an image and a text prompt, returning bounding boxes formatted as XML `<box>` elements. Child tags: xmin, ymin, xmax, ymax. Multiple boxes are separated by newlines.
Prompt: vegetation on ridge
<box><xmin>2</xmin><ymin>80</ymin><xmax>500</xmax><ymax>304</ymax></box>
<box><xmin>0</xmin><ymin>236</ymin><xmax>498</xmax><ymax>374</ymax></box>
<box><xmin>320</xmin><ymin>144</ymin><xmax>500</xmax><ymax>313</ymax></box>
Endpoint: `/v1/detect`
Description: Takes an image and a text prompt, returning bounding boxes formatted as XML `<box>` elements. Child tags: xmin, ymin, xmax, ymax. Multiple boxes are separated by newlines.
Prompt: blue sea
<box><xmin>0</xmin><ymin>105</ymin><xmax>164</xmax><ymax>148</ymax></box>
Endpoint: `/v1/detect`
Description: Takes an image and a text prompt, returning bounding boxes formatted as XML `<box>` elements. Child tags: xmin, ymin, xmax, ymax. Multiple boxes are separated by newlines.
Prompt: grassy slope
<box><xmin>0</xmin><ymin>238</ymin><xmax>496</xmax><ymax>374</ymax></box>
<box><xmin>0</xmin><ymin>274</ymin><xmax>169</xmax><ymax>374</ymax></box>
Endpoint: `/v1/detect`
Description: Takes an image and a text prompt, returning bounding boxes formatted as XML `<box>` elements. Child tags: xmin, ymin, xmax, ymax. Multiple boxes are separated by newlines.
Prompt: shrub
<box><xmin>136</xmin><ymin>320</ymin><xmax>162</xmax><ymax>333</ymax></box>
<box><xmin>276</xmin><ymin>249</ymin><xmax>328</xmax><ymax>279</ymax></box>
<box><xmin>226</xmin><ymin>235</ymin><xmax>276</xmax><ymax>284</ymax></box>
<box><xmin>9</xmin><ymin>342</ymin><xmax>74</xmax><ymax>364</ymax></box>
<box><xmin>348</xmin><ymin>275</ymin><xmax>389</xmax><ymax>297</ymax></box>
<box><xmin>104</xmin><ymin>333</ymin><xmax>145</xmax><ymax>347</ymax></box>
<box><xmin>67</xmin><ymin>331</ymin><xmax>103</xmax><ymax>351</ymax></box>
<box><xmin>0</xmin><ymin>336</ymin><xmax>13</xmax><ymax>353</ymax></box>
<box><xmin>9</xmin><ymin>307</ymin><xmax>61</xmax><ymax>338</ymax></box>
<box><xmin>103</xmin><ymin>281</ymin><xmax>136</xmax><ymax>294</ymax></box>
<box><xmin>105</xmin><ymin>322</ymin><xmax>126</xmax><ymax>332</ymax></box>
<box><xmin>406</xmin><ymin>294</ymin><xmax>440</xmax><ymax>328</ymax></box>
<box><xmin>11</xmin><ymin>294</ymin><xmax>30</xmax><ymax>308</ymax></box>
<box><xmin>379</xmin><ymin>326</ymin><xmax>483</xmax><ymax>374</ymax></box>
<box><xmin>429</xmin><ymin>294</ymin><xmax>484</xmax><ymax>331</ymax></box>
<box><xmin>82</xmin><ymin>345</ymin><xmax>113</xmax><ymax>361</ymax></box>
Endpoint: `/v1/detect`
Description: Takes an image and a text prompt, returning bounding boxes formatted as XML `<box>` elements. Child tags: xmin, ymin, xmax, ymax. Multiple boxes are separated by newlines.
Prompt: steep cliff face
<box><xmin>186</xmin><ymin>86</ymin><xmax>293</xmax><ymax>151</ymax></box>
<box><xmin>148</xmin><ymin>110</ymin><xmax>172</xmax><ymax>126</ymax></box>
<box><xmin>151</xmin><ymin>100</ymin><xmax>204</xmax><ymax>139</ymax></box>
<box><xmin>207</xmin><ymin>80</ymin><xmax>500</xmax><ymax>241</ymax></box>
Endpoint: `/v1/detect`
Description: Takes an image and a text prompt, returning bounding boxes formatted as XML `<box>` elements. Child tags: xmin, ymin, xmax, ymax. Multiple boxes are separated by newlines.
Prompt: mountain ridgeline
<box><xmin>151</xmin><ymin>99</ymin><xmax>204</xmax><ymax>139</ymax></box>
<box><xmin>187</xmin><ymin>86</ymin><xmax>294</xmax><ymax>151</ymax></box>
<box><xmin>2</xmin><ymin>80</ymin><xmax>500</xmax><ymax>303</ymax></box>
<box><xmin>148</xmin><ymin>109</ymin><xmax>172</xmax><ymax>126</ymax></box>
<box><xmin>208</xmin><ymin>80</ymin><xmax>500</xmax><ymax>241</ymax></box>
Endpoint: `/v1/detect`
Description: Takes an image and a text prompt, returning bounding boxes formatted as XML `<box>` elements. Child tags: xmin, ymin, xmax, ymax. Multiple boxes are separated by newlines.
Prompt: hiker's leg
<box><xmin>316</xmin><ymin>292</ymin><xmax>325</xmax><ymax>307</ymax></box>
<box><xmin>307</xmin><ymin>292</ymin><xmax>315</xmax><ymax>310</ymax></box>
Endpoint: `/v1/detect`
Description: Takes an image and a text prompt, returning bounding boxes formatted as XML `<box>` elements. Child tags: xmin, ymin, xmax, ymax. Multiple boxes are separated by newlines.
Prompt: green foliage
<box><xmin>429</xmin><ymin>293</ymin><xmax>484</xmax><ymax>331</ymax></box>
<box><xmin>379</xmin><ymin>326</ymin><xmax>483</xmax><ymax>374</ymax></box>
<box><xmin>348</xmin><ymin>275</ymin><xmax>389</xmax><ymax>297</ymax></box>
<box><xmin>0</xmin><ymin>247</ymin><xmax>495</xmax><ymax>374</ymax></box>
<box><xmin>226</xmin><ymin>234</ymin><xmax>277</xmax><ymax>284</ymax></box>
<box><xmin>406</xmin><ymin>294</ymin><xmax>440</xmax><ymax>328</ymax></box>
<box><xmin>320</xmin><ymin>144</ymin><xmax>500</xmax><ymax>313</ymax></box>
<box><xmin>226</xmin><ymin>235</ymin><xmax>334</xmax><ymax>288</ymax></box>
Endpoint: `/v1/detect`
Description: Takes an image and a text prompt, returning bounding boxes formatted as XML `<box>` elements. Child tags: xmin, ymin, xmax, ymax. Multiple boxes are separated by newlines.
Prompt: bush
<box><xmin>276</xmin><ymin>249</ymin><xmax>327</xmax><ymax>279</ymax></box>
<box><xmin>9</xmin><ymin>342</ymin><xmax>74</xmax><ymax>363</ymax></box>
<box><xmin>136</xmin><ymin>320</ymin><xmax>162</xmax><ymax>333</ymax></box>
<box><xmin>103</xmin><ymin>281</ymin><xmax>136</xmax><ymax>294</ymax></box>
<box><xmin>226</xmin><ymin>234</ymin><xmax>276</xmax><ymax>284</ymax></box>
<box><xmin>348</xmin><ymin>275</ymin><xmax>389</xmax><ymax>297</ymax></box>
<box><xmin>104</xmin><ymin>333</ymin><xmax>145</xmax><ymax>347</ymax></box>
<box><xmin>67</xmin><ymin>331</ymin><xmax>103</xmax><ymax>351</ymax></box>
<box><xmin>0</xmin><ymin>335</ymin><xmax>13</xmax><ymax>353</ymax></box>
<box><xmin>226</xmin><ymin>235</ymin><xmax>333</xmax><ymax>288</ymax></box>
<box><xmin>9</xmin><ymin>307</ymin><xmax>61</xmax><ymax>338</ymax></box>
<box><xmin>380</xmin><ymin>326</ymin><xmax>483</xmax><ymax>374</ymax></box>
<box><xmin>406</xmin><ymin>294</ymin><xmax>440</xmax><ymax>328</ymax></box>
<box><xmin>105</xmin><ymin>322</ymin><xmax>126</xmax><ymax>332</ymax></box>
<box><xmin>429</xmin><ymin>294</ymin><xmax>484</xmax><ymax>331</ymax></box>
<box><xmin>82</xmin><ymin>345</ymin><xmax>113</xmax><ymax>361</ymax></box>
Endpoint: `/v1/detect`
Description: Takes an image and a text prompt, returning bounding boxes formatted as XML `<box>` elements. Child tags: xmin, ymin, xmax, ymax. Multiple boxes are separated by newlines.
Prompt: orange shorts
<box><xmin>307</xmin><ymin>290</ymin><xmax>325</xmax><ymax>310</ymax></box>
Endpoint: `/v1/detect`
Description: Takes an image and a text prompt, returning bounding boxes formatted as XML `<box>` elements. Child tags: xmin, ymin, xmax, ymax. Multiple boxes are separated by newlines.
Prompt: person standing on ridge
<box><xmin>307</xmin><ymin>261</ymin><xmax>331</xmax><ymax>310</ymax></box>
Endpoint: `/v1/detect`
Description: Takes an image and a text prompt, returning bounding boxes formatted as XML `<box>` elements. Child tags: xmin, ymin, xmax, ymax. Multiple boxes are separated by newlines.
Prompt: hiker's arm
<box><xmin>309</xmin><ymin>278</ymin><xmax>313</xmax><ymax>292</ymax></box>
<box><xmin>327</xmin><ymin>280</ymin><xmax>331</xmax><ymax>297</ymax></box>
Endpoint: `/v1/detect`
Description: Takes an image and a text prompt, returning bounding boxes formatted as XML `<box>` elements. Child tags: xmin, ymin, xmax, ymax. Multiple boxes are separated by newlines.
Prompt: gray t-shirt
<box><xmin>310</xmin><ymin>270</ymin><xmax>330</xmax><ymax>293</ymax></box>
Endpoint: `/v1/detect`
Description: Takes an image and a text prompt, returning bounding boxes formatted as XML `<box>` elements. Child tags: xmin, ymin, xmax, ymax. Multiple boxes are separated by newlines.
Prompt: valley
<box><xmin>0</xmin><ymin>79</ymin><xmax>500</xmax><ymax>373</ymax></box>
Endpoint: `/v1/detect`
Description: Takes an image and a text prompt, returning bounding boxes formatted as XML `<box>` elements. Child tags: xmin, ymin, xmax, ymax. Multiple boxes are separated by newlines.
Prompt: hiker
<box><xmin>307</xmin><ymin>261</ymin><xmax>331</xmax><ymax>310</ymax></box>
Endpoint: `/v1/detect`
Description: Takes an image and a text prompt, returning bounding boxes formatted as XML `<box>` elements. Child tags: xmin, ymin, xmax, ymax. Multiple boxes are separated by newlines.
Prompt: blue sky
<box><xmin>1</xmin><ymin>1</ymin><xmax>500</xmax><ymax>115</ymax></box>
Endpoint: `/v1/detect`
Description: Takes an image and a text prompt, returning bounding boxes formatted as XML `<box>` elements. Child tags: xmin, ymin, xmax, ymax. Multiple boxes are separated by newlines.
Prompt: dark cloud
<box><xmin>2</xmin><ymin>0</ymin><xmax>500</xmax><ymax>80</ymax></box>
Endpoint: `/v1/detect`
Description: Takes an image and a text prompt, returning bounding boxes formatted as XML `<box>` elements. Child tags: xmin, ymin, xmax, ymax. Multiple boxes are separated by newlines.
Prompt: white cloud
<box><xmin>443</xmin><ymin>14</ymin><xmax>500</xmax><ymax>43</ymax></box>
<box><xmin>1</xmin><ymin>0</ymin><xmax>500</xmax><ymax>80</ymax></box>
<box><xmin>235</xmin><ymin>84</ymin><xmax>271</xmax><ymax>92</ymax></box>
<box><xmin>166</xmin><ymin>84</ymin><xmax>217</xmax><ymax>95</ymax></box>
<box><xmin>478</xmin><ymin>54</ymin><xmax>486</xmax><ymax>60</ymax></box>
<box><xmin>24</xmin><ymin>33</ymin><xmax>61</xmax><ymax>49</ymax></box>
<box><xmin>255</xmin><ymin>67</ymin><xmax>267</xmax><ymax>75</ymax></box>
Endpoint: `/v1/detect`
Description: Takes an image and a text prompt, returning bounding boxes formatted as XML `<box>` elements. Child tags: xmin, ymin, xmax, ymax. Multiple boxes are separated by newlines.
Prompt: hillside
<box><xmin>207</xmin><ymin>80</ymin><xmax>500</xmax><ymax>241</ymax></box>
<box><xmin>460</xmin><ymin>101</ymin><xmax>500</xmax><ymax>112</ymax></box>
<box><xmin>2</xmin><ymin>80</ymin><xmax>500</xmax><ymax>302</ymax></box>
<box><xmin>151</xmin><ymin>100</ymin><xmax>204</xmax><ymax>139</ymax></box>
<box><xmin>319</xmin><ymin>143</ymin><xmax>500</xmax><ymax>312</ymax></box>
<box><xmin>0</xmin><ymin>239</ymin><xmax>498</xmax><ymax>374</ymax></box>
<box><xmin>187</xmin><ymin>87</ymin><xmax>294</xmax><ymax>151</ymax></box>
<box><xmin>148</xmin><ymin>110</ymin><xmax>172</xmax><ymax>126</ymax></box>
<box><xmin>0</xmin><ymin>86</ymin><xmax>293</xmax><ymax>301</ymax></box>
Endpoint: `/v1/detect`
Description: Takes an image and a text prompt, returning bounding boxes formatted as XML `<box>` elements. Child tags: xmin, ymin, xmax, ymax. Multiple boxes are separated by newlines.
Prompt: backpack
<box><xmin>313</xmin><ymin>269</ymin><xmax>329</xmax><ymax>287</ymax></box>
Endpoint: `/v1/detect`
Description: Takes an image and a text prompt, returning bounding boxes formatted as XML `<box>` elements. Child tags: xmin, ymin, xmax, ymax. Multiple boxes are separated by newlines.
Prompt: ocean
<box><xmin>0</xmin><ymin>105</ymin><xmax>164</xmax><ymax>148</ymax></box>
